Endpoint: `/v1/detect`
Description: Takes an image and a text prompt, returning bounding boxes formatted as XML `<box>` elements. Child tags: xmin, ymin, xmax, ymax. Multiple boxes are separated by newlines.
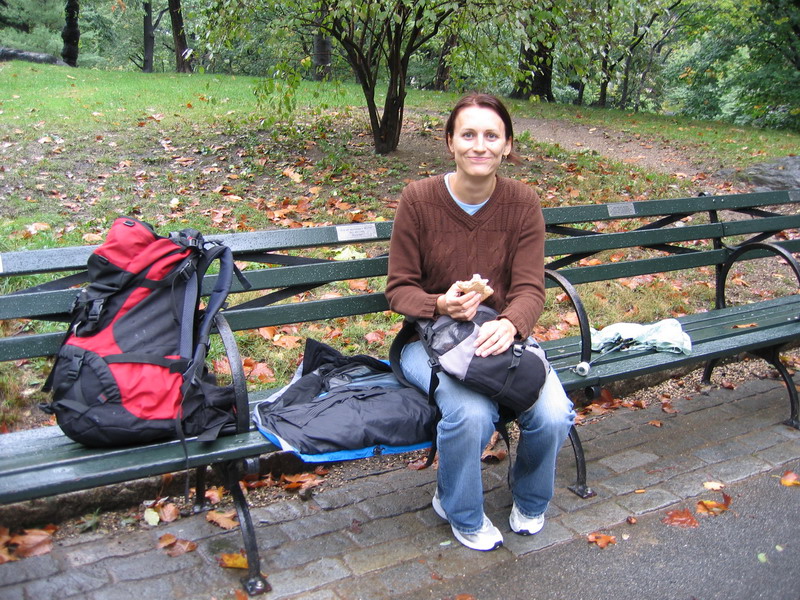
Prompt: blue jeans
<box><xmin>401</xmin><ymin>340</ymin><xmax>575</xmax><ymax>534</ymax></box>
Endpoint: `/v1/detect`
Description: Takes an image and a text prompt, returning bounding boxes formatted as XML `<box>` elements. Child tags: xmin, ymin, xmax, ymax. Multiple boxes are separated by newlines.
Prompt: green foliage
<box><xmin>0</xmin><ymin>0</ymin><xmax>63</xmax><ymax>55</ymax></box>
<box><xmin>665</xmin><ymin>0</ymin><xmax>800</xmax><ymax>131</ymax></box>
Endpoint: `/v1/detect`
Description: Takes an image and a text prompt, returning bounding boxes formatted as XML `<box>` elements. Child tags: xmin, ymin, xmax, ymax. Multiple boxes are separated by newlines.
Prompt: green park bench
<box><xmin>1</xmin><ymin>188</ymin><xmax>799</xmax><ymax>595</ymax></box>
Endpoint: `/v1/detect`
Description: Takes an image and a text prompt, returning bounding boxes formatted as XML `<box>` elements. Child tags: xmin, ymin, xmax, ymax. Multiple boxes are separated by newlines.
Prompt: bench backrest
<box><xmin>1</xmin><ymin>190</ymin><xmax>798</xmax><ymax>363</ymax></box>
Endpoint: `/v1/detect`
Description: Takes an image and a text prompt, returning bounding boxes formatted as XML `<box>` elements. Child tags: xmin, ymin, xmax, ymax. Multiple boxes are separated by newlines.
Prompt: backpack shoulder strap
<box><xmin>389</xmin><ymin>318</ymin><xmax>442</xmax><ymax>469</ymax></box>
<box><xmin>389</xmin><ymin>320</ymin><xmax>417</xmax><ymax>390</ymax></box>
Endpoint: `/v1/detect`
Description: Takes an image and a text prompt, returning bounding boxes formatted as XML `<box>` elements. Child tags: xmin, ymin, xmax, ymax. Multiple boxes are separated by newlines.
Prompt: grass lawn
<box><xmin>1</xmin><ymin>60</ymin><xmax>799</xmax><ymax>429</ymax></box>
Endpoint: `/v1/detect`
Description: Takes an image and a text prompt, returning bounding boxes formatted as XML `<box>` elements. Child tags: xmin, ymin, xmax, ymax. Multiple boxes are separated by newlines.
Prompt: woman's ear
<box><xmin>446</xmin><ymin>134</ymin><xmax>454</xmax><ymax>155</ymax></box>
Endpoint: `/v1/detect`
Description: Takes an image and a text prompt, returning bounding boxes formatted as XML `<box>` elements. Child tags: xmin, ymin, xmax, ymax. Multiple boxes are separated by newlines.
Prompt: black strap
<box><xmin>103</xmin><ymin>354</ymin><xmax>189</xmax><ymax>370</ymax></box>
<box><xmin>389</xmin><ymin>320</ymin><xmax>441</xmax><ymax>468</ymax></box>
<box><xmin>491</xmin><ymin>342</ymin><xmax>524</xmax><ymax>403</ymax></box>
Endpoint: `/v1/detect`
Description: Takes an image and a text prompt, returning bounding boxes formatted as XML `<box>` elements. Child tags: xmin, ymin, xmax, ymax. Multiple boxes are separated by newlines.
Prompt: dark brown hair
<box><xmin>444</xmin><ymin>93</ymin><xmax>522</xmax><ymax>165</ymax></box>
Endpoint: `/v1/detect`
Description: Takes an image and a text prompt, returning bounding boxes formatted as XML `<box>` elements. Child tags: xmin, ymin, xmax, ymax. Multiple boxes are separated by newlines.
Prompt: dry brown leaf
<box><xmin>207</xmin><ymin>510</ymin><xmax>239</xmax><ymax>530</ymax></box>
<box><xmin>157</xmin><ymin>502</ymin><xmax>180</xmax><ymax>523</ymax></box>
<box><xmin>272</xmin><ymin>335</ymin><xmax>302</xmax><ymax>349</ymax></box>
<box><xmin>165</xmin><ymin>538</ymin><xmax>197</xmax><ymax>557</ymax></box>
<box><xmin>696</xmin><ymin>494</ymin><xmax>731</xmax><ymax>516</ymax></box>
<box><xmin>780</xmin><ymin>470</ymin><xmax>800</xmax><ymax>487</ymax></box>
<box><xmin>408</xmin><ymin>456</ymin><xmax>431</xmax><ymax>470</ymax></box>
<box><xmin>158</xmin><ymin>533</ymin><xmax>178</xmax><ymax>548</ymax></box>
<box><xmin>205</xmin><ymin>486</ymin><xmax>225</xmax><ymax>504</ymax></box>
<box><xmin>587</xmin><ymin>533</ymin><xmax>616</xmax><ymax>548</ymax></box>
<box><xmin>0</xmin><ymin>546</ymin><xmax>16</xmax><ymax>564</ymax></box>
<box><xmin>662</xmin><ymin>508</ymin><xmax>699</xmax><ymax>528</ymax></box>
<box><xmin>218</xmin><ymin>551</ymin><xmax>249</xmax><ymax>569</ymax></box>
<box><xmin>8</xmin><ymin>529</ymin><xmax>53</xmax><ymax>558</ymax></box>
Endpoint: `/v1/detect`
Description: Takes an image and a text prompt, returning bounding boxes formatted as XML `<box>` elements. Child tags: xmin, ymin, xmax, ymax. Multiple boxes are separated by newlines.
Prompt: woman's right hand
<box><xmin>436</xmin><ymin>282</ymin><xmax>481</xmax><ymax>321</ymax></box>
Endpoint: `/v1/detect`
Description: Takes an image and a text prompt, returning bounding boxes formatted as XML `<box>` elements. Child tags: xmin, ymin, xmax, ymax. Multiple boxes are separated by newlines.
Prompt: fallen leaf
<box><xmin>143</xmin><ymin>507</ymin><xmax>160</xmax><ymax>526</ymax></box>
<box><xmin>157</xmin><ymin>502</ymin><xmax>180</xmax><ymax>523</ymax></box>
<box><xmin>364</xmin><ymin>330</ymin><xmax>386</xmax><ymax>344</ymax></box>
<box><xmin>205</xmin><ymin>486</ymin><xmax>224</xmax><ymax>504</ymax></box>
<box><xmin>733</xmin><ymin>323</ymin><xmax>758</xmax><ymax>329</ymax></box>
<box><xmin>696</xmin><ymin>493</ymin><xmax>731</xmax><ymax>516</ymax></box>
<box><xmin>282</xmin><ymin>167</ymin><xmax>303</xmax><ymax>183</ymax></box>
<box><xmin>165</xmin><ymin>538</ymin><xmax>197</xmax><ymax>557</ymax></box>
<box><xmin>218</xmin><ymin>551</ymin><xmax>249</xmax><ymax>569</ymax></box>
<box><xmin>272</xmin><ymin>335</ymin><xmax>302</xmax><ymax>349</ymax></box>
<box><xmin>8</xmin><ymin>529</ymin><xmax>53</xmax><ymax>558</ymax></box>
<box><xmin>780</xmin><ymin>471</ymin><xmax>800</xmax><ymax>487</ymax></box>
<box><xmin>662</xmin><ymin>508</ymin><xmax>699</xmax><ymax>528</ymax></box>
<box><xmin>349</xmin><ymin>519</ymin><xmax>363</xmax><ymax>534</ymax></box>
<box><xmin>408</xmin><ymin>456</ymin><xmax>431</xmax><ymax>470</ymax></box>
<box><xmin>703</xmin><ymin>481</ymin><xmax>725</xmax><ymax>491</ymax></box>
<box><xmin>587</xmin><ymin>532</ymin><xmax>616</xmax><ymax>548</ymax></box>
<box><xmin>207</xmin><ymin>510</ymin><xmax>239</xmax><ymax>530</ymax></box>
<box><xmin>158</xmin><ymin>533</ymin><xmax>178</xmax><ymax>548</ymax></box>
<box><xmin>647</xmin><ymin>420</ymin><xmax>663</xmax><ymax>427</ymax></box>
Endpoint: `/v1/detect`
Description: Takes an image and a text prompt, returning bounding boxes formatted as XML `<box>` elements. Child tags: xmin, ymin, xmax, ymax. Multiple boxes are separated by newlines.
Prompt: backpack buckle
<box><xmin>67</xmin><ymin>355</ymin><xmax>83</xmax><ymax>380</ymax></box>
<box><xmin>87</xmin><ymin>299</ymin><xmax>104</xmax><ymax>322</ymax></box>
<box><xmin>512</xmin><ymin>343</ymin><xmax>524</xmax><ymax>357</ymax></box>
<box><xmin>170</xmin><ymin>229</ymin><xmax>202</xmax><ymax>249</ymax></box>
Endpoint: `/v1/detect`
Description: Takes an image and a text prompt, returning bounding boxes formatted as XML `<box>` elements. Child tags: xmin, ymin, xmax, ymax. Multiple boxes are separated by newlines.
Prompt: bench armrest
<box><xmin>716</xmin><ymin>242</ymin><xmax>800</xmax><ymax>309</ymax></box>
<box><xmin>214</xmin><ymin>313</ymin><xmax>251</xmax><ymax>434</ymax></box>
<box><xmin>544</xmin><ymin>269</ymin><xmax>592</xmax><ymax>364</ymax></box>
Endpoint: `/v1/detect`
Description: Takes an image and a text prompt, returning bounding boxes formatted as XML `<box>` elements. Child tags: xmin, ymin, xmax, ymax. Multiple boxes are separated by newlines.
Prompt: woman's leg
<box><xmin>511</xmin><ymin>368</ymin><xmax>576</xmax><ymax>517</ymax></box>
<box><xmin>400</xmin><ymin>341</ymin><xmax>498</xmax><ymax>533</ymax></box>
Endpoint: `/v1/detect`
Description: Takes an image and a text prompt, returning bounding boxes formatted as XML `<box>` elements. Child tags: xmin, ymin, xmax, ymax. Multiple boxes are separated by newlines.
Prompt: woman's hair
<box><xmin>444</xmin><ymin>93</ymin><xmax>522</xmax><ymax>165</ymax></box>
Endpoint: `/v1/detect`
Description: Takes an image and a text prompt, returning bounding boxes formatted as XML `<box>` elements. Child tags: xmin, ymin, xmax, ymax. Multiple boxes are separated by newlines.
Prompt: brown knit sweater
<box><xmin>385</xmin><ymin>174</ymin><xmax>546</xmax><ymax>338</ymax></box>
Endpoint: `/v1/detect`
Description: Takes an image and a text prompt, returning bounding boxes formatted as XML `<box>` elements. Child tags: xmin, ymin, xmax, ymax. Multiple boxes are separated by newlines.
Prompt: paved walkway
<box><xmin>2</xmin><ymin>375</ymin><xmax>800</xmax><ymax>599</ymax></box>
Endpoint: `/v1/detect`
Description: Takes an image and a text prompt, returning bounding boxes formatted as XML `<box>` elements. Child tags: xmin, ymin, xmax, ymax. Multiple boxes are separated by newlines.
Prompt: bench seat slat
<box><xmin>0</xmin><ymin>431</ymin><xmax>277</xmax><ymax>504</ymax></box>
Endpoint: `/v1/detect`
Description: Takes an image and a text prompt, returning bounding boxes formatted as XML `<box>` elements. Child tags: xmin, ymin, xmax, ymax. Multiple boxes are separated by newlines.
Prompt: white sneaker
<box><xmin>509</xmin><ymin>502</ymin><xmax>545</xmax><ymax>536</ymax></box>
<box><xmin>432</xmin><ymin>493</ymin><xmax>503</xmax><ymax>552</ymax></box>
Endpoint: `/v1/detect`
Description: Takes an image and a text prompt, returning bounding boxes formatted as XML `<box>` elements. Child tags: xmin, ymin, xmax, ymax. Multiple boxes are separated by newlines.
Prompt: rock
<box><xmin>0</xmin><ymin>46</ymin><xmax>68</xmax><ymax>66</ymax></box>
<box><xmin>716</xmin><ymin>156</ymin><xmax>800</xmax><ymax>191</ymax></box>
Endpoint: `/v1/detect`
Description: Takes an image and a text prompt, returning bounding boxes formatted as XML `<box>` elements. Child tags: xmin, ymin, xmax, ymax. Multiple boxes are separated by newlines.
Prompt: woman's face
<box><xmin>447</xmin><ymin>105</ymin><xmax>512</xmax><ymax>180</ymax></box>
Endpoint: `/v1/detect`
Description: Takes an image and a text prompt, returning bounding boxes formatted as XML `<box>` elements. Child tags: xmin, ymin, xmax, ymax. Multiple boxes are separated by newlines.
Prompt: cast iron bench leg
<box><xmin>567</xmin><ymin>425</ymin><xmax>595</xmax><ymax>498</ymax></box>
<box><xmin>218</xmin><ymin>460</ymin><xmax>271</xmax><ymax>596</ymax></box>
<box><xmin>192</xmin><ymin>466</ymin><xmax>210</xmax><ymax>513</ymax></box>
<box><xmin>753</xmin><ymin>346</ymin><xmax>800</xmax><ymax>430</ymax></box>
<box><xmin>704</xmin><ymin>348</ymin><xmax>800</xmax><ymax>430</ymax></box>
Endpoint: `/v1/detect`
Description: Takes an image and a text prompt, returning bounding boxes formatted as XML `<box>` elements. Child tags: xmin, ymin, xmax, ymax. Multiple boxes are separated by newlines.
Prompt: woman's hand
<box><xmin>474</xmin><ymin>318</ymin><xmax>517</xmax><ymax>357</ymax></box>
<box><xmin>436</xmin><ymin>282</ymin><xmax>481</xmax><ymax>321</ymax></box>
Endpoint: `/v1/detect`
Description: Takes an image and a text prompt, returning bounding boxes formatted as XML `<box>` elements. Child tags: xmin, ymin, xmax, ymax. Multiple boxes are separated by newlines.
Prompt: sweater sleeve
<box><xmin>497</xmin><ymin>190</ymin><xmax>546</xmax><ymax>338</ymax></box>
<box><xmin>385</xmin><ymin>186</ymin><xmax>440</xmax><ymax>319</ymax></box>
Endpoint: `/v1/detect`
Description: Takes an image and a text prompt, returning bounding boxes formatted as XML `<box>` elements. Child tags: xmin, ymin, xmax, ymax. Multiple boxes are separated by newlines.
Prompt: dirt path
<box><xmin>514</xmin><ymin>117</ymin><xmax>711</xmax><ymax>179</ymax></box>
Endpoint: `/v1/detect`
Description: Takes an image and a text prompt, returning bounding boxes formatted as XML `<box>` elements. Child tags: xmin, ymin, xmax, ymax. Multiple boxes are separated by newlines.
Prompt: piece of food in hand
<box><xmin>456</xmin><ymin>274</ymin><xmax>494</xmax><ymax>301</ymax></box>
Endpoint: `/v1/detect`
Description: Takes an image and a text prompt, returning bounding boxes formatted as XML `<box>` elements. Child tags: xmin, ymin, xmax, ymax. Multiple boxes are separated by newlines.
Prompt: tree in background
<box><xmin>666</xmin><ymin>0</ymin><xmax>799</xmax><ymax>130</ymax></box>
<box><xmin>167</xmin><ymin>0</ymin><xmax>192</xmax><ymax>72</ymax></box>
<box><xmin>207</xmin><ymin>0</ymin><xmax>466</xmax><ymax>154</ymax></box>
<box><xmin>61</xmin><ymin>0</ymin><xmax>80</xmax><ymax>66</ymax></box>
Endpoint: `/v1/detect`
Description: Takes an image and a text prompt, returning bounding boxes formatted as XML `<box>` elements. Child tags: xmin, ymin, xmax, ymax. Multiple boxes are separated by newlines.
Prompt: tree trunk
<box><xmin>510</xmin><ymin>40</ymin><xmax>554</xmax><ymax>101</ymax></box>
<box><xmin>373</xmin><ymin>56</ymin><xmax>406</xmax><ymax>154</ymax></box>
<box><xmin>619</xmin><ymin>51</ymin><xmax>632</xmax><ymax>108</ymax></box>
<box><xmin>431</xmin><ymin>33</ymin><xmax>457</xmax><ymax>91</ymax></box>
<box><xmin>312</xmin><ymin>32</ymin><xmax>331</xmax><ymax>81</ymax></box>
<box><xmin>598</xmin><ymin>46</ymin><xmax>611</xmax><ymax>107</ymax></box>
<box><xmin>143</xmin><ymin>2</ymin><xmax>155</xmax><ymax>73</ymax></box>
<box><xmin>61</xmin><ymin>0</ymin><xmax>80</xmax><ymax>67</ymax></box>
<box><xmin>167</xmin><ymin>0</ymin><xmax>192</xmax><ymax>73</ymax></box>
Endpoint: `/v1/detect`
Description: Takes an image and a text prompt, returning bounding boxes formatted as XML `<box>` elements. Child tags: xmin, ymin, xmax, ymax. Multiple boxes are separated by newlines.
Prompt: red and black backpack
<box><xmin>42</xmin><ymin>216</ymin><xmax>248</xmax><ymax>447</ymax></box>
